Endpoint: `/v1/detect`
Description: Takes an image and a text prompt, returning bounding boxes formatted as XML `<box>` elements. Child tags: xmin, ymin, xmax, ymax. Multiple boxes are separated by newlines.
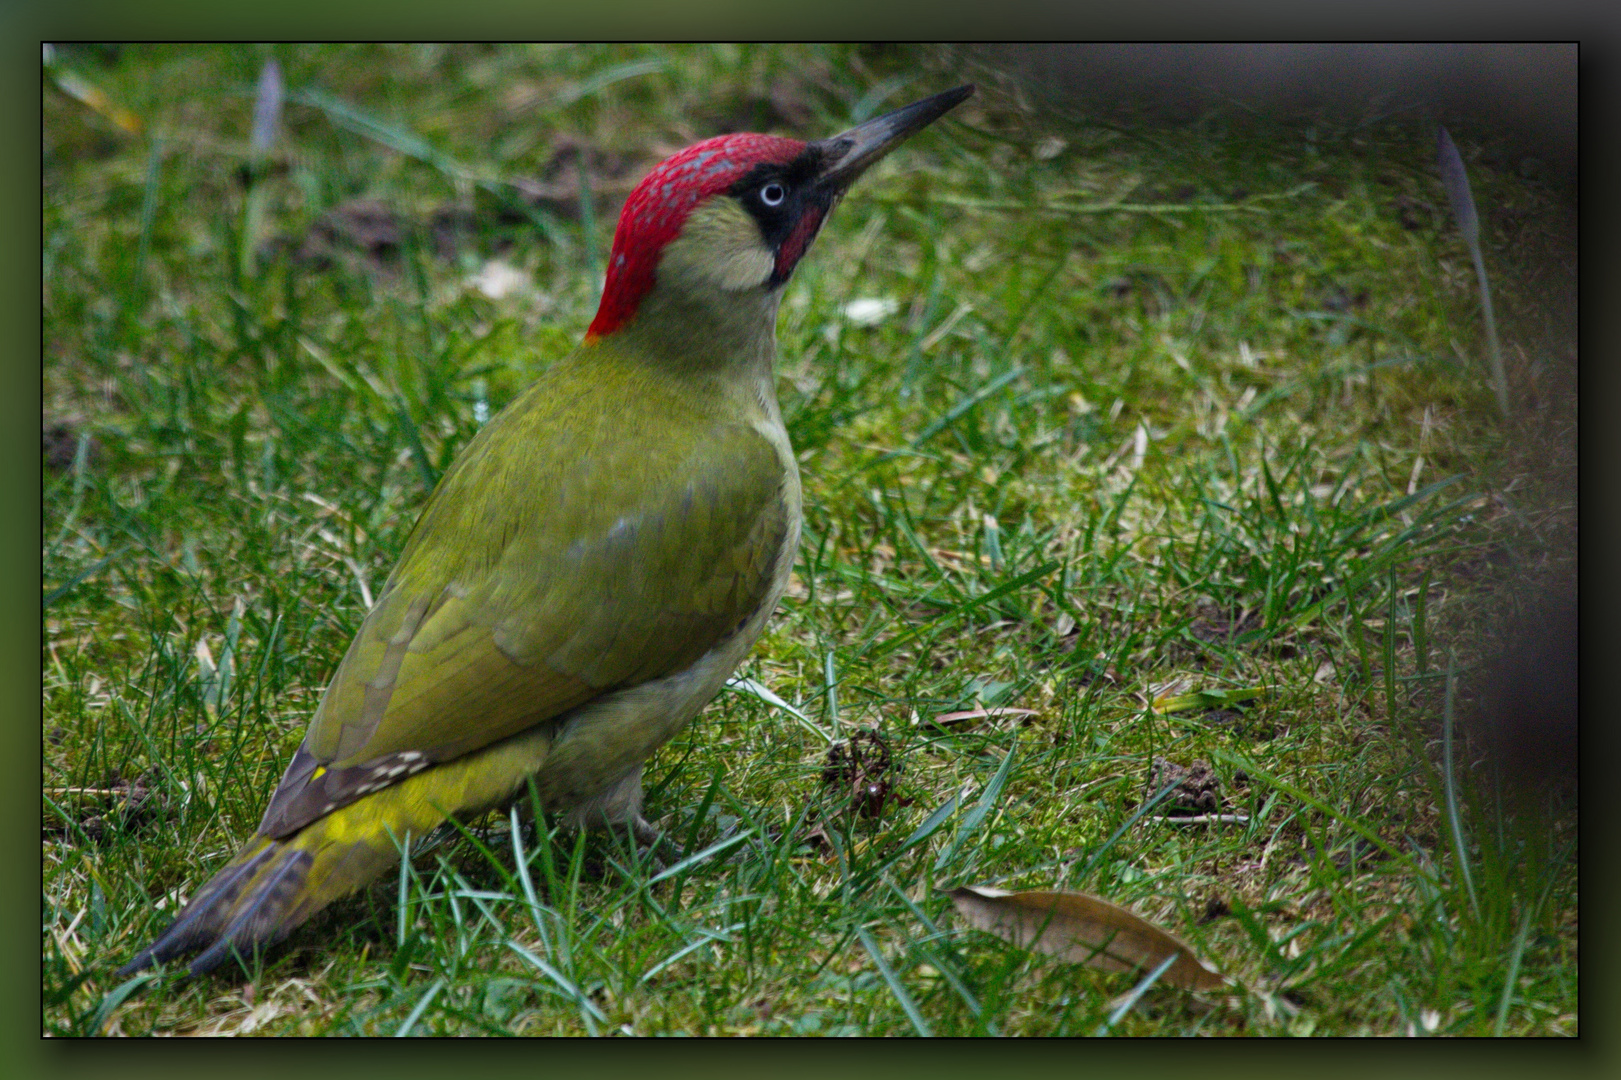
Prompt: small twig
<box><xmin>1146</xmin><ymin>814</ymin><xmax>1252</xmax><ymax>826</ymax></box>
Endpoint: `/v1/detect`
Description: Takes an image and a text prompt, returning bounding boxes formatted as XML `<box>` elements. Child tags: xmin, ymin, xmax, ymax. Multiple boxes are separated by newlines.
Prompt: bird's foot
<box><xmin>623</xmin><ymin>815</ymin><xmax>682</xmax><ymax>869</ymax></box>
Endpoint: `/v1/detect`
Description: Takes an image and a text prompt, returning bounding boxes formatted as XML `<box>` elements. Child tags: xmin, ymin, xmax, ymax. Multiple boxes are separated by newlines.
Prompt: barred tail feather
<box><xmin>117</xmin><ymin>816</ymin><xmax>435</xmax><ymax>977</ymax></box>
<box><xmin>115</xmin><ymin>838</ymin><xmax>283</xmax><ymax>976</ymax></box>
<box><xmin>182</xmin><ymin>844</ymin><xmax>317</xmax><ymax>975</ymax></box>
<box><xmin>118</xmin><ymin>724</ymin><xmax>559</xmax><ymax>976</ymax></box>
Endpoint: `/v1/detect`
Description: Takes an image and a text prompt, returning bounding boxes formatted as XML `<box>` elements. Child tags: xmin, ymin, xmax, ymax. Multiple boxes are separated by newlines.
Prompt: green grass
<box><xmin>43</xmin><ymin>44</ymin><xmax>1576</xmax><ymax>1036</ymax></box>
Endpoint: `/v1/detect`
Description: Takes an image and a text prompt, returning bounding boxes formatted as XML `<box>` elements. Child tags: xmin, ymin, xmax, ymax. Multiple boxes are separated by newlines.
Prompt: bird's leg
<box><xmin>565</xmin><ymin>766</ymin><xmax>680</xmax><ymax>866</ymax></box>
<box><xmin>627</xmin><ymin>815</ymin><xmax>682</xmax><ymax>866</ymax></box>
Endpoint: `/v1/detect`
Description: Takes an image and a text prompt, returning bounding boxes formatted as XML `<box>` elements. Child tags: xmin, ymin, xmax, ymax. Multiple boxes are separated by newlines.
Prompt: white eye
<box><xmin>760</xmin><ymin>182</ymin><xmax>786</xmax><ymax>206</ymax></box>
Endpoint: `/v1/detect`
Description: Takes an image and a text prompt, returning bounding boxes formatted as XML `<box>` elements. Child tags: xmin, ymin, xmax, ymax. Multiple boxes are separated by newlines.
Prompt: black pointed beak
<box><xmin>810</xmin><ymin>84</ymin><xmax>974</xmax><ymax>196</ymax></box>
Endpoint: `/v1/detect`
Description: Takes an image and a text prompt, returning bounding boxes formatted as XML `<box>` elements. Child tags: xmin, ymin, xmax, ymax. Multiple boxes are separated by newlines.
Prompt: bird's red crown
<box><xmin>585</xmin><ymin>133</ymin><xmax>805</xmax><ymax>340</ymax></box>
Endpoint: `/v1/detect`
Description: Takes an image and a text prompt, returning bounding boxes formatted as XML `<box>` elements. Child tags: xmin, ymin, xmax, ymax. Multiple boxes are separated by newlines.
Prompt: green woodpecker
<box><xmin>119</xmin><ymin>85</ymin><xmax>973</xmax><ymax>976</ymax></box>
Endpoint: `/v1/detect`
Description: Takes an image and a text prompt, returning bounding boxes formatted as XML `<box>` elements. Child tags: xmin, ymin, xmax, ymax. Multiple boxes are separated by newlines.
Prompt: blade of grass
<box><xmin>288</xmin><ymin>87</ymin><xmax>476</xmax><ymax>184</ymax></box>
<box><xmin>507</xmin><ymin>805</ymin><xmax>551</xmax><ymax>951</ymax></box>
<box><xmin>505</xmin><ymin>941</ymin><xmax>605</xmax><ymax>1030</ymax></box>
<box><xmin>86</xmin><ymin>971</ymin><xmax>159</xmax><ymax>1036</ymax></box>
<box><xmin>882</xmin><ymin>877</ymin><xmax>982</xmax><ymax>1016</ymax></box>
<box><xmin>1441</xmin><ymin>651</ymin><xmax>1480</xmax><ymax>923</ymax></box>
<box><xmin>906</xmin><ymin>365</ymin><xmax>1025</xmax><ymax>452</ymax></box>
<box><xmin>394</xmin><ymin>977</ymin><xmax>444</xmax><ymax>1036</ymax></box>
<box><xmin>553</xmin><ymin>57</ymin><xmax>668</xmax><ymax>108</ymax></box>
<box><xmin>934</xmin><ymin>746</ymin><xmax>1015</xmax><ymax>872</ymax></box>
<box><xmin>1437</xmin><ymin>126</ymin><xmax>1508</xmax><ymax>415</ymax></box>
<box><xmin>857</xmin><ymin>925</ymin><xmax>932</xmax><ymax>1036</ymax></box>
<box><xmin>863</xmin><ymin>559</ymin><xmax>1058</xmax><ymax>660</ymax></box>
<box><xmin>896</xmin><ymin>789</ymin><xmax>961</xmax><ymax>856</ymax></box>
<box><xmin>44</xmin><ymin>552</ymin><xmax>118</xmax><ymax>609</ymax></box>
<box><xmin>637</xmin><ymin>922</ymin><xmax>743</xmax><ymax>985</ymax></box>
<box><xmin>1075</xmin><ymin>778</ymin><xmax>1182</xmax><ymax>882</ymax></box>
<box><xmin>1094</xmin><ymin>952</ymin><xmax>1177</xmax><ymax>1035</ymax></box>
<box><xmin>1208</xmin><ymin>751</ymin><xmax>1414</xmax><ymax>872</ymax></box>
<box><xmin>726</xmin><ymin>676</ymin><xmax>833</xmax><ymax>743</ymax></box>
<box><xmin>645</xmin><ymin>828</ymin><xmax>756</xmax><ymax>888</ymax></box>
<box><xmin>1492</xmin><ymin>905</ymin><xmax>1534</xmax><ymax>1036</ymax></box>
<box><xmin>133</xmin><ymin>137</ymin><xmax>164</xmax><ymax>292</ymax></box>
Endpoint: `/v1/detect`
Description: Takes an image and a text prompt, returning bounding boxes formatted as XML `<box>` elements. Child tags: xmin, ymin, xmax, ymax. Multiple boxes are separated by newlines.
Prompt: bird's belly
<box><xmin>534</xmin><ymin>477</ymin><xmax>801</xmax><ymax>811</ymax></box>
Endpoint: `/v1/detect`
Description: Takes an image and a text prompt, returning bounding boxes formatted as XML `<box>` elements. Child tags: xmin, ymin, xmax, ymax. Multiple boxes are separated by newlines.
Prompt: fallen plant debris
<box><xmin>700</xmin><ymin>80</ymin><xmax>817</xmax><ymax>136</ymax></box>
<box><xmin>1146</xmin><ymin>756</ymin><xmax>1226</xmax><ymax>816</ymax></box>
<box><xmin>1147</xmin><ymin>813</ymin><xmax>1251</xmax><ymax>826</ymax></box>
<box><xmin>42</xmin><ymin>421</ymin><xmax>100</xmax><ymax>473</ymax></box>
<box><xmin>819</xmin><ymin>730</ymin><xmax>899</xmax><ymax>819</ymax></box>
<box><xmin>1145</xmin><ymin>681</ymin><xmax>1267</xmax><ymax>715</ymax></box>
<box><xmin>44</xmin><ymin>773</ymin><xmax>165</xmax><ymax>843</ymax></box>
<box><xmin>919</xmin><ymin>706</ymin><xmax>1040</xmax><ymax>731</ymax></box>
<box><xmin>504</xmin><ymin>136</ymin><xmax>643</xmax><ymax>223</ymax></box>
<box><xmin>290</xmin><ymin>199</ymin><xmax>404</xmax><ymax>271</ymax></box>
<box><xmin>266</xmin><ymin>136</ymin><xmax>647</xmax><ymax>273</ymax></box>
<box><xmin>944</xmin><ymin>884</ymin><xmax>1229</xmax><ymax>992</ymax></box>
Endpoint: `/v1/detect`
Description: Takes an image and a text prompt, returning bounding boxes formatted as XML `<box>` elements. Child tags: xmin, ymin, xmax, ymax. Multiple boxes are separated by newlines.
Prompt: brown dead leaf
<box><xmin>944</xmin><ymin>884</ymin><xmax>1228</xmax><ymax>991</ymax></box>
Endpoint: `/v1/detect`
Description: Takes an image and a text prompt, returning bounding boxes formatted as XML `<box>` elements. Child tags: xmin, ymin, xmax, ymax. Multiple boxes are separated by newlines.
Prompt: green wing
<box><xmin>257</xmin><ymin>358</ymin><xmax>790</xmax><ymax>838</ymax></box>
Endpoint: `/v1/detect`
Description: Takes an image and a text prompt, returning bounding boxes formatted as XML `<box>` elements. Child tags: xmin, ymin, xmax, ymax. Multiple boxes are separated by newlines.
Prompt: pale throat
<box><xmin>616</xmin><ymin>196</ymin><xmax>787</xmax><ymax>383</ymax></box>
